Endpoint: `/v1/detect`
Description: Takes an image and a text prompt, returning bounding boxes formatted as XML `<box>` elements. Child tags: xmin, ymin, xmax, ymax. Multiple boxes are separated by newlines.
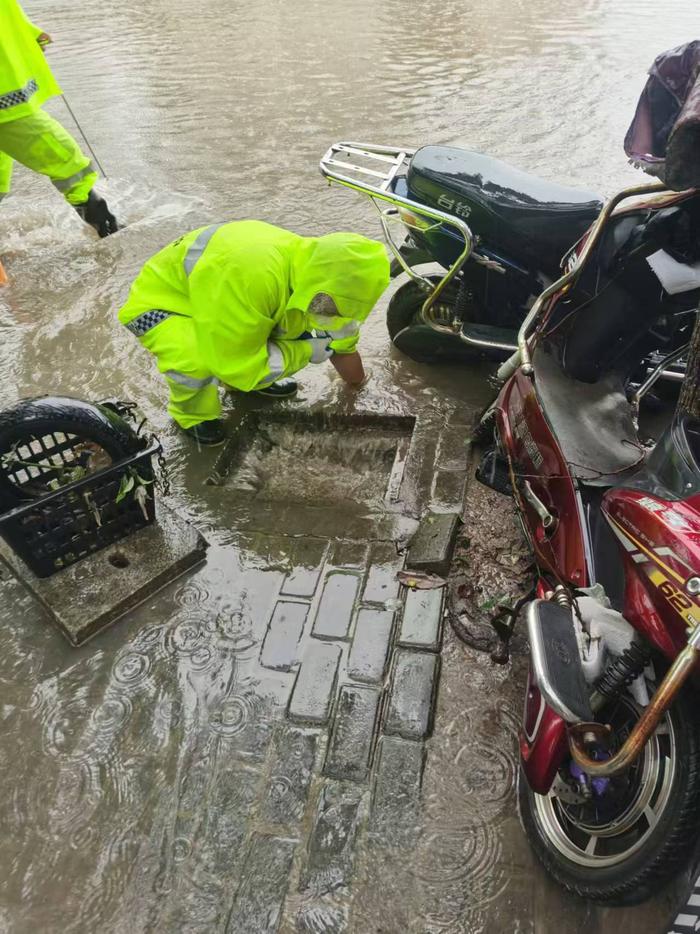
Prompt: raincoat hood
<box><xmin>287</xmin><ymin>232</ymin><xmax>389</xmax><ymax>324</ymax></box>
<box><xmin>624</xmin><ymin>40</ymin><xmax>700</xmax><ymax>190</ymax></box>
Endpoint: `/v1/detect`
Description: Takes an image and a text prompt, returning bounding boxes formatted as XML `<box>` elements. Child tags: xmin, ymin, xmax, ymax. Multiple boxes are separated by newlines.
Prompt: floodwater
<box><xmin>1</xmin><ymin>0</ymin><xmax>700</xmax><ymax>932</ymax></box>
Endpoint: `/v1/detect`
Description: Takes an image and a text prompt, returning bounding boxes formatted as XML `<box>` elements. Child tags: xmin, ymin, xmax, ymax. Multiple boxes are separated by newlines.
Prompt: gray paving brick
<box><xmin>324</xmin><ymin>685</ymin><xmax>381</xmax><ymax>782</ymax></box>
<box><xmin>329</xmin><ymin>539</ymin><xmax>370</xmax><ymax>568</ymax></box>
<box><xmin>432</xmin><ymin>469</ymin><xmax>468</xmax><ymax>512</ymax></box>
<box><xmin>370</xmin><ymin>735</ymin><xmax>425</xmax><ymax>846</ymax></box>
<box><xmin>225</xmin><ymin>832</ymin><xmax>296</xmax><ymax>933</ymax></box>
<box><xmin>437</xmin><ymin>429</ymin><xmax>471</xmax><ymax>471</ymax></box>
<box><xmin>312</xmin><ymin>572</ymin><xmax>360</xmax><ymax>639</ymax></box>
<box><xmin>407</xmin><ymin>511</ymin><xmax>461</xmax><ymax>577</ymax></box>
<box><xmin>288</xmin><ymin>641</ymin><xmax>342</xmax><ymax>725</ymax></box>
<box><xmin>300</xmin><ymin>782</ymin><xmax>364</xmax><ymax>896</ymax></box>
<box><xmin>281</xmin><ymin>537</ymin><xmax>328</xmax><ymax>597</ymax></box>
<box><xmin>385</xmin><ymin>650</ymin><xmax>439</xmax><ymax>740</ymax></box>
<box><xmin>346</xmin><ymin>608</ymin><xmax>394</xmax><ymax>683</ymax></box>
<box><xmin>260</xmin><ymin>600</ymin><xmax>309</xmax><ymax>671</ymax></box>
<box><xmin>398</xmin><ymin>587</ymin><xmax>443</xmax><ymax>652</ymax></box>
<box><xmin>260</xmin><ymin>724</ymin><xmax>317</xmax><ymax>826</ymax></box>
<box><xmin>362</xmin><ymin>542</ymin><xmax>403</xmax><ymax>603</ymax></box>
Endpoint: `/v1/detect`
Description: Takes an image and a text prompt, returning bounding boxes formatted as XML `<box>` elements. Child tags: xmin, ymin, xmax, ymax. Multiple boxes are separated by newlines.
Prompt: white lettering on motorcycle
<box><xmin>513</xmin><ymin>412</ymin><xmax>544</xmax><ymax>469</ymax></box>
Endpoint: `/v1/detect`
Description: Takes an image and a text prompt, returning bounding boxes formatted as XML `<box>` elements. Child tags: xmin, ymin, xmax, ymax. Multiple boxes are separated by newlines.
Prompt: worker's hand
<box><xmin>37</xmin><ymin>32</ymin><xmax>52</xmax><ymax>48</ymax></box>
<box><xmin>305</xmin><ymin>337</ymin><xmax>333</xmax><ymax>364</ymax></box>
<box><xmin>331</xmin><ymin>351</ymin><xmax>366</xmax><ymax>386</ymax></box>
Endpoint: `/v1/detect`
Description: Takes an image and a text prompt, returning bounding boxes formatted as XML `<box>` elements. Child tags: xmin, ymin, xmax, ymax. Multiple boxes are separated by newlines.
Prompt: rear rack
<box><xmin>320</xmin><ymin>142</ymin><xmax>476</xmax><ymax>334</ymax></box>
<box><xmin>321</xmin><ymin>142</ymin><xmax>415</xmax><ymax>193</ymax></box>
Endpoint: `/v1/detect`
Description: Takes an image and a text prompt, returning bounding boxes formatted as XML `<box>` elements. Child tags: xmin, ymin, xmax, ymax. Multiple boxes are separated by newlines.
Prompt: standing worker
<box><xmin>0</xmin><ymin>0</ymin><xmax>117</xmax><ymax>236</ymax></box>
<box><xmin>118</xmin><ymin>220</ymin><xmax>390</xmax><ymax>446</ymax></box>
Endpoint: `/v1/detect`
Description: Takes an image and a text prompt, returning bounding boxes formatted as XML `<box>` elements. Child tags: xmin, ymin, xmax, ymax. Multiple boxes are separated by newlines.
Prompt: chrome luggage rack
<box><xmin>319</xmin><ymin>141</ymin><xmax>479</xmax><ymax>334</ymax></box>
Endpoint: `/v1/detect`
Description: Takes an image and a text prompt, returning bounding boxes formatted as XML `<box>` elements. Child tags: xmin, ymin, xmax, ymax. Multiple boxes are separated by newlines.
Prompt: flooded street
<box><xmin>1</xmin><ymin>0</ymin><xmax>700</xmax><ymax>931</ymax></box>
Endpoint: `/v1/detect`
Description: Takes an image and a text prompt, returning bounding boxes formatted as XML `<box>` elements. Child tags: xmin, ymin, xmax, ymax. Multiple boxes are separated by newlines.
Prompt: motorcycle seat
<box><xmin>407</xmin><ymin>146</ymin><xmax>603</xmax><ymax>272</ymax></box>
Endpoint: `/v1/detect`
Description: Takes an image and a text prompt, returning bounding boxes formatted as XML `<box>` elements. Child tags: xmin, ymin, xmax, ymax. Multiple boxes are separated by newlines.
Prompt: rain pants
<box><xmin>118</xmin><ymin>221</ymin><xmax>390</xmax><ymax>428</ymax></box>
<box><xmin>0</xmin><ymin>0</ymin><xmax>96</xmax><ymax>205</ymax></box>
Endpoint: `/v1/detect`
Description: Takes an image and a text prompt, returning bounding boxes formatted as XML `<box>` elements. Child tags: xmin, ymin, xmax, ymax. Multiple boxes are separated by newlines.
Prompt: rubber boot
<box><xmin>180</xmin><ymin>418</ymin><xmax>226</xmax><ymax>447</ymax></box>
<box><xmin>74</xmin><ymin>190</ymin><xmax>119</xmax><ymax>238</ymax></box>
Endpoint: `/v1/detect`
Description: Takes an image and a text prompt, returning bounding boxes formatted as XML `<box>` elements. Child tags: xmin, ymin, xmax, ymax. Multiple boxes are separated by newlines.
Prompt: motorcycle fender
<box><xmin>520</xmin><ymin>669</ymin><xmax>568</xmax><ymax>795</ymax></box>
<box><xmin>389</xmin><ymin>238</ymin><xmax>435</xmax><ymax>278</ymax></box>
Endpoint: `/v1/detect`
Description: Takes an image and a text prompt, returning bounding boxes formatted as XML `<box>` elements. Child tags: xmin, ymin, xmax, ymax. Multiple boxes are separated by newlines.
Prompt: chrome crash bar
<box><xmin>496</xmin><ymin>181</ymin><xmax>670</xmax><ymax>381</ymax></box>
<box><xmin>569</xmin><ymin>622</ymin><xmax>700</xmax><ymax>778</ymax></box>
<box><xmin>320</xmin><ymin>142</ymin><xmax>475</xmax><ymax>333</ymax></box>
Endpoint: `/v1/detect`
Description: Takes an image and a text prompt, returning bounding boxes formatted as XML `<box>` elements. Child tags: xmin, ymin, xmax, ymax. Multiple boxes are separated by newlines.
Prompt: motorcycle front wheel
<box><xmin>518</xmin><ymin>687</ymin><xmax>700</xmax><ymax>905</ymax></box>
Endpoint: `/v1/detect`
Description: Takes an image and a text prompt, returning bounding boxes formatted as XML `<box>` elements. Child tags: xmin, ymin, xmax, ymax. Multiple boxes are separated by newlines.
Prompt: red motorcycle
<box><xmin>476</xmin><ymin>180</ymin><xmax>700</xmax><ymax>903</ymax></box>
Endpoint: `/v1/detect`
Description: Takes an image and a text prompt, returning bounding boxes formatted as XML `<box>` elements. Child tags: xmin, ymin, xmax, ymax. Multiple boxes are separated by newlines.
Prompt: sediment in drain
<box><xmin>228</xmin><ymin>424</ymin><xmax>404</xmax><ymax>506</ymax></box>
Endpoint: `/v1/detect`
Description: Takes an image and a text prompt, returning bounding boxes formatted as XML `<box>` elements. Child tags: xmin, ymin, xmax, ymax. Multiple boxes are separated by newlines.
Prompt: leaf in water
<box><xmin>479</xmin><ymin>592</ymin><xmax>510</xmax><ymax>611</ymax></box>
<box><xmin>116</xmin><ymin>473</ymin><xmax>135</xmax><ymax>503</ymax></box>
<box><xmin>396</xmin><ymin>570</ymin><xmax>447</xmax><ymax>590</ymax></box>
<box><xmin>83</xmin><ymin>492</ymin><xmax>102</xmax><ymax>528</ymax></box>
<box><xmin>134</xmin><ymin>484</ymin><xmax>150</xmax><ymax>520</ymax></box>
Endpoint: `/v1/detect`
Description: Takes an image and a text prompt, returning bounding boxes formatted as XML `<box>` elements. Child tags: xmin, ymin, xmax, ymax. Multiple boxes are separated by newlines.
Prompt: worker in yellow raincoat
<box><xmin>118</xmin><ymin>221</ymin><xmax>390</xmax><ymax>446</ymax></box>
<box><xmin>0</xmin><ymin>0</ymin><xmax>117</xmax><ymax>236</ymax></box>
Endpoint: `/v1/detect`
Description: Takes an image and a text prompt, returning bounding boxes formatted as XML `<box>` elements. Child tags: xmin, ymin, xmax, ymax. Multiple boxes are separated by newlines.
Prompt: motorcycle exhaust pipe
<box><xmin>568</xmin><ymin>626</ymin><xmax>700</xmax><ymax>777</ymax></box>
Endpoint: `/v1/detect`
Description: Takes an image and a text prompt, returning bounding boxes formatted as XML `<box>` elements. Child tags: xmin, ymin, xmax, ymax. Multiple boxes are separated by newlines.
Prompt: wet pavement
<box><xmin>0</xmin><ymin>301</ymin><xmax>689</xmax><ymax>932</ymax></box>
<box><xmin>2</xmin><ymin>0</ymin><xmax>700</xmax><ymax>930</ymax></box>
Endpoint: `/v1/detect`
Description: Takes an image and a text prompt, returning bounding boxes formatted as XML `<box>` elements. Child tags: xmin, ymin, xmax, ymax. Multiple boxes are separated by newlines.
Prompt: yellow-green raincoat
<box><xmin>0</xmin><ymin>0</ymin><xmax>96</xmax><ymax>204</ymax></box>
<box><xmin>119</xmin><ymin>221</ymin><xmax>390</xmax><ymax>428</ymax></box>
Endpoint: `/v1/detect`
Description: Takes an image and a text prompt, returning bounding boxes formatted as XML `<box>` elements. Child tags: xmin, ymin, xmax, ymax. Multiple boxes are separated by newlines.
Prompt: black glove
<box><xmin>74</xmin><ymin>190</ymin><xmax>119</xmax><ymax>238</ymax></box>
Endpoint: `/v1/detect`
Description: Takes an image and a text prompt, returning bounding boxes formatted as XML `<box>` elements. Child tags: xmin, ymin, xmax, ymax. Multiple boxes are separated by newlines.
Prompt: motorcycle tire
<box><xmin>386</xmin><ymin>277</ymin><xmax>477</xmax><ymax>364</ymax></box>
<box><xmin>0</xmin><ymin>396</ymin><xmax>141</xmax><ymax>511</ymax></box>
<box><xmin>517</xmin><ymin>686</ymin><xmax>700</xmax><ymax>905</ymax></box>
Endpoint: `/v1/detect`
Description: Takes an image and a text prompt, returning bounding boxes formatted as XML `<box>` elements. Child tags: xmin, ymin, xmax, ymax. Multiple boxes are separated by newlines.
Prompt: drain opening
<box><xmin>108</xmin><ymin>551</ymin><xmax>130</xmax><ymax>569</ymax></box>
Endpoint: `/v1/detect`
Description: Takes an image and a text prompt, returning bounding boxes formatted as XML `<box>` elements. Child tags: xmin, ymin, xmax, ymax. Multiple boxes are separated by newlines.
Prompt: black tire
<box><xmin>472</xmin><ymin>403</ymin><xmax>498</xmax><ymax>446</ymax></box>
<box><xmin>0</xmin><ymin>396</ymin><xmax>140</xmax><ymax>509</ymax></box>
<box><xmin>387</xmin><ymin>277</ymin><xmax>474</xmax><ymax>364</ymax></box>
<box><xmin>518</xmin><ymin>687</ymin><xmax>700</xmax><ymax>905</ymax></box>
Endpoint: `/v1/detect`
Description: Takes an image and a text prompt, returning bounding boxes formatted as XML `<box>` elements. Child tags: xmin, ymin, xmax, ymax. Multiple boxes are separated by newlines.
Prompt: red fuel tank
<box><xmin>602</xmin><ymin>488</ymin><xmax>700</xmax><ymax>658</ymax></box>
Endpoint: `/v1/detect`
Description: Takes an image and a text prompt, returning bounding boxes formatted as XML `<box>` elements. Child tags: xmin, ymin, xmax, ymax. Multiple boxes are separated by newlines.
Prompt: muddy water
<box><xmin>227</xmin><ymin>423</ymin><xmax>402</xmax><ymax>508</ymax></box>
<box><xmin>1</xmin><ymin>1</ymin><xmax>700</xmax><ymax>932</ymax></box>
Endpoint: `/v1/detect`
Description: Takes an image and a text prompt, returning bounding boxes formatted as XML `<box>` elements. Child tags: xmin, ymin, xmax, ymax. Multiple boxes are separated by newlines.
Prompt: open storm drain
<box><xmin>211</xmin><ymin>413</ymin><xmax>415</xmax><ymax>515</ymax></box>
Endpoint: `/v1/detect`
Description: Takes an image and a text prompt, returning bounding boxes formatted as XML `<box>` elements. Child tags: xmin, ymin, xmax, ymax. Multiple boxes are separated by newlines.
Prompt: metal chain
<box><xmin>155</xmin><ymin>441</ymin><xmax>171</xmax><ymax>497</ymax></box>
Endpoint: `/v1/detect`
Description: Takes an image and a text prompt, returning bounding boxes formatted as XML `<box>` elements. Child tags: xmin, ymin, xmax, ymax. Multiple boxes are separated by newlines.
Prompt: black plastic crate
<box><xmin>0</xmin><ymin>439</ymin><xmax>160</xmax><ymax>578</ymax></box>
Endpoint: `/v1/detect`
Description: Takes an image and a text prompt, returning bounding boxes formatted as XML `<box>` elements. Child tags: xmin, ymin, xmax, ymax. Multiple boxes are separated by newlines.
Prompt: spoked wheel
<box><xmin>518</xmin><ymin>687</ymin><xmax>700</xmax><ymax>904</ymax></box>
<box><xmin>387</xmin><ymin>276</ymin><xmax>477</xmax><ymax>364</ymax></box>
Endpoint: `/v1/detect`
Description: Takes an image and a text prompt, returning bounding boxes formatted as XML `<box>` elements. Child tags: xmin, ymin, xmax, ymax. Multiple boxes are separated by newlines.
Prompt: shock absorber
<box><xmin>594</xmin><ymin>642</ymin><xmax>651</xmax><ymax>701</ymax></box>
<box><xmin>551</xmin><ymin>584</ymin><xmax>572</xmax><ymax>608</ymax></box>
<box><xmin>454</xmin><ymin>277</ymin><xmax>473</xmax><ymax>323</ymax></box>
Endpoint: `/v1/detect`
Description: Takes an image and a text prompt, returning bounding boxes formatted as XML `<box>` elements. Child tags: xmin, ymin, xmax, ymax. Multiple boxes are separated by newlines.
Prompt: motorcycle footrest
<box><xmin>475</xmin><ymin>448</ymin><xmax>512</xmax><ymax>496</ymax></box>
<box><xmin>526</xmin><ymin>600</ymin><xmax>593</xmax><ymax>723</ymax></box>
<box><xmin>460</xmin><ymin>322</ymin><xmax>518</xmax><ymax>351</ymax></box>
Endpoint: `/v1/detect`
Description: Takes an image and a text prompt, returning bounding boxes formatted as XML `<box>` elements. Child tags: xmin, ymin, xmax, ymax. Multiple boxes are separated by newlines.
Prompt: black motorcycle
<box><xmin>319</xmin><ymin>142</ymin><xmax>697</xmax><ymax>382</ymax></box>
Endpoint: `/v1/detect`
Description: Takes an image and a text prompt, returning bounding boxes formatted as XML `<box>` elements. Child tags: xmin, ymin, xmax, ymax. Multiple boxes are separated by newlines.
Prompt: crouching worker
<box><xmin>0</xmin><ymin>0</ymin><xmax>117</xmax><ymax>236</ymax></box>
<box><xmin>118</xmin><ymin>220</ymin><xmax>390</xmax><ymax>446</ymax></box>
